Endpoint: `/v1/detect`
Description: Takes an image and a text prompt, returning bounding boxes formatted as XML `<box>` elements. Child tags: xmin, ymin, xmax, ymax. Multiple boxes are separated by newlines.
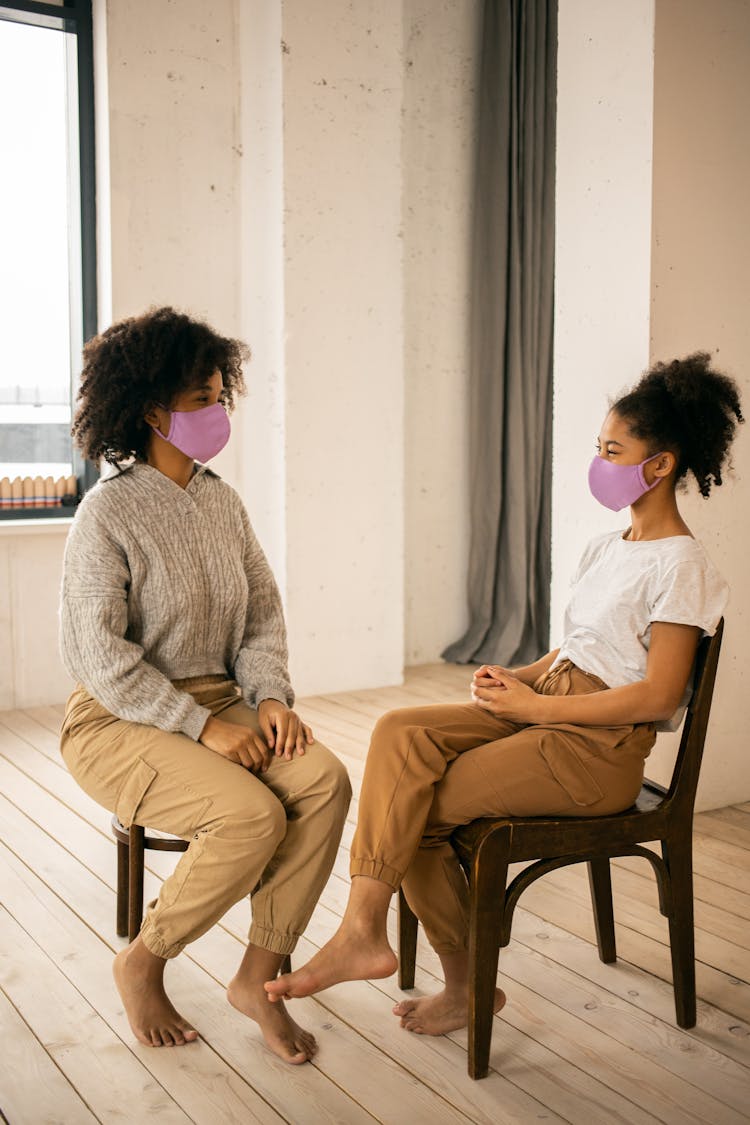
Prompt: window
<box><xmin>0</xmin><ymin>0</ymin><xmax>96</xmax><ymax>518</ymax></box>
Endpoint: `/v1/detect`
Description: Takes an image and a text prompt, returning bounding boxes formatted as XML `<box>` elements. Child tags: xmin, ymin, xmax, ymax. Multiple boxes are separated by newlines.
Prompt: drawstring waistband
<box><xmin>536</xmin><ymin>660</ymin><xmax>609</xmax><ymax>696</ymax></box>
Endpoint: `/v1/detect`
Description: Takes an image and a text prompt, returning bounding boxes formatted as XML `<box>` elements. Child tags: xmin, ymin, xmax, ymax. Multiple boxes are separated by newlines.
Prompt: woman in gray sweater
<box><xmin>60</xmin><ymin>307</ymin><xmax>351</xmax><ymax>1062</ymax></box>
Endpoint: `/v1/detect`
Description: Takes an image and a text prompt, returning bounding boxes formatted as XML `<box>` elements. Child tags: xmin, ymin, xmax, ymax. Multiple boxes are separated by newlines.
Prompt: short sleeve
<box><xmin>649</xmin><ymin>556</ymin><xmax>729</xmax><ymax>637</ymax></box>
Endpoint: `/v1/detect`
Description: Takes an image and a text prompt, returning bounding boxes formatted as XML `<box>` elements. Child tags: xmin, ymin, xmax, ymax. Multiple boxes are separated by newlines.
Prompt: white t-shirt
<box><xmin>554</xmin><ymin>530</ymin><xmax>728</xmax><ymax>731</ymax></box>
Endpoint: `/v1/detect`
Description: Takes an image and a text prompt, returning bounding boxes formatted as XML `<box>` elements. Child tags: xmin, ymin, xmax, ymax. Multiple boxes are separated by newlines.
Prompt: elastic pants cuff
<box><xmin>350</xmin><ymin>857</ymin><xmax>402</xmax><ymax>890</ymax></box>
<box><xmin>248</xmin><ymin>923</ymin><xmax>298</xmax><ymax>956</ymax></box>
<box><xmin>139</xmin><ymin>918</ymin><xmax>184</xmax><ymax>960</ymax></box>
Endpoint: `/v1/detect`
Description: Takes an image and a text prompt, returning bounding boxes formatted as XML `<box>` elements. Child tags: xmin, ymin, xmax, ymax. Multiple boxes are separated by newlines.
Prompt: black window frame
<box><xmin>0</xmin><ymin>0</ymin><xmax>97</xmax><ymax>520</ymax></box>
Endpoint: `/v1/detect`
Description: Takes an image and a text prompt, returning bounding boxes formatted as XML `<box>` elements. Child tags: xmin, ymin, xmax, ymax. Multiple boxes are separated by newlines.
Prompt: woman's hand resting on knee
<box><xmin>258</xmin><ymin>700</ymin><xmax>314</xmax><ymax>761</ymax></box>
<box><xmin>199</xmin><ymin>716</ymin><xmax>273</xmax><ymax>772</ymax></box>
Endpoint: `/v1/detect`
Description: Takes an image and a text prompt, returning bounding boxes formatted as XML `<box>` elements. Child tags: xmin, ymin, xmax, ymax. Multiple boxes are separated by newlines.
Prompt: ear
<box><xmin>143</xmin><ymin>403</ymin><xmax>163</xmax><ymax>428</ymax></box>
<box><xmin>652</xmin><ymin>451</ymin><xmax>677</xmax><ymax>478</ymax></box>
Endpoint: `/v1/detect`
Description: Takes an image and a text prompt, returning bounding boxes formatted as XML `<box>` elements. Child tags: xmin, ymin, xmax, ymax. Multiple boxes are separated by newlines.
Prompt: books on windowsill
<box><xmin>0</xmin><ymin>474</ymin><xmax>79</xmax><ymax>510</ymax></box>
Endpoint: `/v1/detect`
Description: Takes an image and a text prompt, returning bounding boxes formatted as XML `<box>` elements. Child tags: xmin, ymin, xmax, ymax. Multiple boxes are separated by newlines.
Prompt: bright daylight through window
<box><xmin>0</xmin><ymin>2</ymin><xmax>94</xmax><ymax>517</ymax></box>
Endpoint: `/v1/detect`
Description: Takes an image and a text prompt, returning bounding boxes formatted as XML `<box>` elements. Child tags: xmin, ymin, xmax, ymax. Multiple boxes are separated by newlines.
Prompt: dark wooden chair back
<box><xmin>663</xmin><ymin>618</ymin><xmax>723</xmax><ymax>814</ymax></box>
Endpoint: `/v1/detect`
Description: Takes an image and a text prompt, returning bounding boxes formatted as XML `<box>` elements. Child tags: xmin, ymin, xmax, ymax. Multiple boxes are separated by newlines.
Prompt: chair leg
<box><xmin>128</xmin><ymin>823</ymin><xmax>145</xmax><ymax>943</ymax></box>
<box><xmin>116</xmin><ymin>837</ymin><xmax>130</xmax><ymax>938</ymax></box>
<box><xmin>663</xmin><ymin>833</ymin><xmax>697</xmax><ymax>1028</ymax></box>
<box><xmin>467</xmin><ymin>825</ymin><xmax>511</xmax><ymax>1080</ymax></box>
<box><xmin>397</xmin><ymin>888</ymin><xmax>418</xmax><ymax>990</ymax></box>
<box><xmin>280</xmin><ymin>954</ymin><xmax>292</xmax><ymax>975</ymax></box>
<box><xmin>588</xmin><ymin>857</ymin><xmax>616</xmax><ymax>963</ymax></box>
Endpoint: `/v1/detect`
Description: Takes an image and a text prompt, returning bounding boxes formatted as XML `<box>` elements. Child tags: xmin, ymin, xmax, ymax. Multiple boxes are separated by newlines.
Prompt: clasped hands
<box><xmin>471</xmin><ymin>664</ymin><xmax>540</xmax><ymax>724</ymax></box>
<box><xmin>200</xmin><ymin>698</ymin><xmax>313</xmax><ymax>773</ymax></box>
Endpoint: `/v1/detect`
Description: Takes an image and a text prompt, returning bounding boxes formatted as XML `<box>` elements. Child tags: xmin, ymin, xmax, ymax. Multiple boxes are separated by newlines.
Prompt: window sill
<box><xmin>0</xmin><ymin>516</ymin><xmax>74</xmax><ymax>536</ymax></box>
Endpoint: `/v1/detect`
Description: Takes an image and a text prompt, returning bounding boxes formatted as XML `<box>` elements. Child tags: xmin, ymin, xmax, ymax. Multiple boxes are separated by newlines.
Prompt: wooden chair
<box><xmin>397</xmin><ymin>620</ymin><xmax>724</xmax><ymax>1079</ymax></box>
<box><xmin>111</xmin><ymin>817</ymin><xmax>188</xmax><ymax>942</ymax></box>
<box><xmin>111</xmin><ymin>817</ymin><xmax>291</xmax><ymax>972</ymax></box>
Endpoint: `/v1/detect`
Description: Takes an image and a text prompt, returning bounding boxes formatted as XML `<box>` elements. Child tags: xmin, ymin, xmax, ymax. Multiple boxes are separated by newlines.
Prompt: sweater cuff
<box><xmin>255</xmin><ymin>689</ymin><xmax>293</xmax><ymax>709</ymax></box>
<box><xmin>181</xmin><ymin>703</ymin><xmax>212</xmax><ymax>741</ymax></box>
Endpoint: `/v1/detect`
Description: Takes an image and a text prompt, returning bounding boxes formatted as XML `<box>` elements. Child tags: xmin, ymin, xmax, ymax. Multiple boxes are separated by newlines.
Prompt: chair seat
<box><xmin>111</xmin><ymin>816</ymin><xmax>190</xmax><ymax>852</ymax></box>
<box><xmin>452</xmin><ymin>778</ymin><xmax>669</xmax><ymax>865</ymax></box>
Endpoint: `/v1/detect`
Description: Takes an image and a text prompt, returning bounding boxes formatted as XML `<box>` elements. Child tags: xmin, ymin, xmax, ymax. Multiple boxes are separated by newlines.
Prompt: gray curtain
<box><xmin>443</xmin><ymin>0</ymin><xmax>557</xmax><ymax>667</ymax></box>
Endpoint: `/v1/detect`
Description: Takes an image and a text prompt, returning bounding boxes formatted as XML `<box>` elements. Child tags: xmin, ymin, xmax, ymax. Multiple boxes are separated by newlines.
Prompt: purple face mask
<box><xmin>588</xmin><ymin>452</ymin><xmax>664</xmax><ymax>511</ymax></box>
<box><xmin>153</xmin><ymin>401</ymin><xmax>231</xmax><ymax>463</ymax></box>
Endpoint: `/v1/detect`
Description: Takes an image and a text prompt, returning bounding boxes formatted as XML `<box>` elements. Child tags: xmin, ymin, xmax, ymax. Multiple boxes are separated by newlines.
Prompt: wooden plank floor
<box><xmin>1</xmin><ymin>664</ymin><xmax>749</xmax><ymax>1124</ymax></box>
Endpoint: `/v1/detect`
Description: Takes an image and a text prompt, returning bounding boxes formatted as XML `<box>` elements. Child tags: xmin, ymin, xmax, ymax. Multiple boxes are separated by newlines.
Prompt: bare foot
<box><xmin>264</xmin><ymin>931</ymin><xmax>397</xmax><ymax>1001</ymax></box>
<box><xmin>392</xmin><ymin>987</ymin><xmax>506</xmax><ymax>1036</ymax></box>
<box><xmin>227</xmin><ymin>977</ymin><xmax>317</xmax><ymax>1064</ymax></box>
<box><xmin>113</xmin><ymin>940</ymin><xmax>199</xmax><ymax>1047</ymax></box>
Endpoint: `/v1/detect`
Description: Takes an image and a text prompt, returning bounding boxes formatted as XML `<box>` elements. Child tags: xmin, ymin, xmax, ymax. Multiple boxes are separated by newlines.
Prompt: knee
<box><xmin>217</xmin><ymin>787</ymin><xmax>287</xmax><ymax>851</ymax></box>
<box><xmin>372</xmin><ymin>708</ymin><xmax>410</xmax><ymax>746</ymax></box>
<box><xmin>370</xmin><ymin>707</ymin><xmax>422</xmax><ymax>759</ymax></box>
<box><xmin>312</xmin><ymin>745</ymin><xmax>353</xmax><ymax>813</ymax></box>
<box><xmin>333</xmin><ymin>756</ymin><xmax>353</xmax><ymax>809</ymax></box>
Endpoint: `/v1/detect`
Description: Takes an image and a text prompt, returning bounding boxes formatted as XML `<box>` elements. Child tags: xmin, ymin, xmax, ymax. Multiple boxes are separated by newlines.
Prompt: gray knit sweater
<box><xmin>60</xmin><ymin>462</ymin><xmax>293</xmax><ymax>740</ymax></box>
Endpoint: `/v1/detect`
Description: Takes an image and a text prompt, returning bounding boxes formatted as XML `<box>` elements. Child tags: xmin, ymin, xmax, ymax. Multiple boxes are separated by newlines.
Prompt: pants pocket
<box><xmin>115</xmin><ymin>757</ymin><xmax>158</xmax><ymax>828</ymax></box>
<box><xmin>539</xmin><ymin>735</ymin><xmax>605</xmax><ymax>807</ymax></box>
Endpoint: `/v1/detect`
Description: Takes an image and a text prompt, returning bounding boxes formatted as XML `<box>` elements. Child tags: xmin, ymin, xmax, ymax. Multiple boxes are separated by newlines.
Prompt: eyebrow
<box><xmin>596</xmin><ymin>438</ymin><xmax>625</xmax><ymax>448</ymax></box>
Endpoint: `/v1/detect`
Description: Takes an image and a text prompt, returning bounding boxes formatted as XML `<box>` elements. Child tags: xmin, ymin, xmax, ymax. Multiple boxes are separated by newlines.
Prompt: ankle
<box><xmin>339</xmin><ymin>914</ymin><xmax>388</xmax><ymax>945</ymax></box>
<box><xmin>120</xmin><ymin>936</ymin><xmax>166</xmax><ymax>978</ymax></box>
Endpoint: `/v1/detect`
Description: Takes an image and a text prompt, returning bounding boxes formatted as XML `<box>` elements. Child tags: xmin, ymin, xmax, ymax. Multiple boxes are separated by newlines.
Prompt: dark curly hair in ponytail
<box><xmin>72</xmin><ymin>307</ymin><xmax>249</xmax><ymax>466</ymax></box>
<box><xmin>612</xmin><ymin>352</ymin><xmax>743</xmax><ymax>498</ymax></box>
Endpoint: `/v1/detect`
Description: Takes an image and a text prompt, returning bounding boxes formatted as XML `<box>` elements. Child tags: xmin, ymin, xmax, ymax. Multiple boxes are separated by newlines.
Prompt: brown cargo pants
<box><xmin>350</xmin><ymin>661</ymin><xmax>656</xmax><ymax>952</ymax></box>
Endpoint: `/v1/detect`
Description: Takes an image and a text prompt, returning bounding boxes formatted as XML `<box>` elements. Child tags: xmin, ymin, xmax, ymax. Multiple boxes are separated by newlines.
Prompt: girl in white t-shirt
<box><xmin>265</xmin><ymin>352</ymin><xmax>743</xmax><ymax>1037</ymax></box>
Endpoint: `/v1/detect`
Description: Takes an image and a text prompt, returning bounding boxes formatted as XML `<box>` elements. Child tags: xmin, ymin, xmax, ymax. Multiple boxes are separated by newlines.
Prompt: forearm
<box><xmin>531</xmin><ymin>678</ymin><xmax>674</xmax><ymax>726</ymax></box>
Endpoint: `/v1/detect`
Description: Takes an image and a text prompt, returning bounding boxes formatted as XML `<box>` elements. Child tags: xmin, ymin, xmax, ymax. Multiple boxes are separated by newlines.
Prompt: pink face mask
<box><xmin>588</xmin><ymin>452</ymin><xmax>664</xmax><ymax>511</ymax></box>
<box><xmin>152</xmin><ymin>402</ymin><xmax>231</xmax><ymax>463</ymax></box>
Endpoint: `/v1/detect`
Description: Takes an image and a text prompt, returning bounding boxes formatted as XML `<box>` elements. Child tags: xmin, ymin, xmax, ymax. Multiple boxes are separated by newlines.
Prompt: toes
<box><xmin>393</xmin><ymin>1000</ymin><xmax>416</xmax><ymax>1017</ymax></box>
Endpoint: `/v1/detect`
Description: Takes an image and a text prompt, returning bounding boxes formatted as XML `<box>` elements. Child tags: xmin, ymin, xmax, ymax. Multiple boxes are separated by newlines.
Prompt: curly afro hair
<box><xmin>72</xmin><ymin>307</ymin><xmax>249</xmax><ymax>466</ymax></box>
<box><xmin>612</xmin><ymin>352</ymin><xmax>743</xmax><ymax>497</ymax></box>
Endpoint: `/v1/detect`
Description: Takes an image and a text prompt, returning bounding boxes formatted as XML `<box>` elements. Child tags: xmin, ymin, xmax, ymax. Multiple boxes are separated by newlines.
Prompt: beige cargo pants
<box><xmin>61</xmin><ymin>676</ymin><xmax>351</xmax><ymax>958</ymax></box>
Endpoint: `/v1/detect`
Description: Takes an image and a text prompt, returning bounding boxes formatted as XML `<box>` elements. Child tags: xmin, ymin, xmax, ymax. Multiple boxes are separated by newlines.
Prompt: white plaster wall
<box><xmin>402</xmin><ymin>0</ymin><xmax>481</xmax><ymax>665</ymax></box>
<box><xmin>648</xmin><ymin>0</ymin><xmax>750</xmax><ymax>809</ymax></box>
<box><xmin>235</xmin><ymin>1</ymin><xmax>286</xmax><ymax>583</ymax></box>
<box><xmin>105</xmin><ymin>0</ymin><xmax>241</xmax><ymax>329</ymax></box>
<box><xmin>551</xmin><ymin>0</ymin><xmax>655</xmax><ymax>639</ymax></box>
<box><xmin>279</xmin><ymin>0</ymin><xmax>405</xmax><ymax>695</ymax></box>
<box><xmin>0</xmin><ymin>525</ymin><xmax>74</xmax><ymax>710</ymax></box>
